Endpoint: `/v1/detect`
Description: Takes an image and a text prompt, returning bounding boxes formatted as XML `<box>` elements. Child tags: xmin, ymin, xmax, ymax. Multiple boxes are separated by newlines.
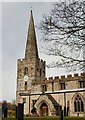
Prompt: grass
<box><xmin>1</xmin><ymin>116</ymin><xmax>85</xmax><ymax>120</ymax></box>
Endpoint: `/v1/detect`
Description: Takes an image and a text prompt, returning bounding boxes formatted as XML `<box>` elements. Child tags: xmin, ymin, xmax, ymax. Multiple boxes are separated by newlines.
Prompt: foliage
<box><xmin>38</xmin><ymin>0</ymin><xmax>85</xmax><ymax>71</ymax></box>
<box><xmin>8</xmin><ymin>110</ymin><xmax>16</xmax><ymax>118</ymax></box>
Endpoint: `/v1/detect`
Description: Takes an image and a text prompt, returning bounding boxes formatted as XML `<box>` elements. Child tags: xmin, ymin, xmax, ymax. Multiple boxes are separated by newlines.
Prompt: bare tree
<box><xmin>39</xmin><ymin>0</ymin><xmax>85</xmax><ymax>71</ymax></box>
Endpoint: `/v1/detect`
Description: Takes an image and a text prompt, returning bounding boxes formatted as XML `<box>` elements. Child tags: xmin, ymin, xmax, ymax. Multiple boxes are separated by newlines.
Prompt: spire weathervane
<box><xmin>31</xmin><ymin>6</ymin><xmax>32</xmax><ymax>12</ymax></box>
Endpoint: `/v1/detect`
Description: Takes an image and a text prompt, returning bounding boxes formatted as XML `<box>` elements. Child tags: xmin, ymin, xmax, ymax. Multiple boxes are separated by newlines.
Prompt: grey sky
<box><xmin>2</xmin><ymin>2</ymin><xmax>54</xmax><ymax>102</ymax></box>
<box><xmin>0</xmin><ymin>2</ymin><xmax>2</xmax><ymax>102</ymax></box>
<box><xmin>2</xmin><ymin>0</ymin><xmax>59</xmax><ymax>2</ymax></box>
<box><xmin>1</xmin><ymin>1</ymin><xmax>81</xmax><ymax>102</ymax></box>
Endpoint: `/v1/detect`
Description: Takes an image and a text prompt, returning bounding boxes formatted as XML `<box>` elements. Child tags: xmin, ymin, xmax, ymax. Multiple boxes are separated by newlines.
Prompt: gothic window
<box><xmin>25</xmin><ymin>82</ymin><xmax>27</xmax><ymax>91</ymax></box>
<box><xmin>42</xmin><ymin>85</ymin><xmax>47</xmax><ymax>93</ymax></box>
<box><xmin>74</xmin><ymin>95</ymin><xmax>84</xmax><ymax>112</ymax></box>
<box><xmin>24</xmin><ymin>67</ymin><xmax>28</xmax><ymax>75</ymax></box>
<box><xmin>60</xmin><ymin>83</ymin><xmax>66</xmax><ymax>90</ymax></box>
<box><xmin>79</xmin><ymin>81</ymin><xmax>85</xmax><ymax>88</ymax></box>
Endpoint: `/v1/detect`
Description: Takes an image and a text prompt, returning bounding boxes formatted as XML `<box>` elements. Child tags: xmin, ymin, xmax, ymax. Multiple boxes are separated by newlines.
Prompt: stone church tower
<box><xmin>16</xmin><ymin>10</ymin><xmax>46</xmax><ymax>114</ymax></box>
<box><xmin>16</xmin><ymin>11</ymin><xmax>85</xmax><ymax>117</ymax></box>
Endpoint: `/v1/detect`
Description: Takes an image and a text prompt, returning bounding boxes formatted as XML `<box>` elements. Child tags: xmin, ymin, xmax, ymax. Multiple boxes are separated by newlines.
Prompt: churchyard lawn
<box><xmin>1</xmin><ymin>116</ymin><xmax>85</xmax><ymax>120</ymax></box>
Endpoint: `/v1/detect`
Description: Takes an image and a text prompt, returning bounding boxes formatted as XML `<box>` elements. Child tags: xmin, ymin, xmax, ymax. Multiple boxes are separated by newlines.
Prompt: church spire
<box><xmin>25</xmin><ymin>10</ymin><xmax>39</xmax><ymax>60</ymax></box>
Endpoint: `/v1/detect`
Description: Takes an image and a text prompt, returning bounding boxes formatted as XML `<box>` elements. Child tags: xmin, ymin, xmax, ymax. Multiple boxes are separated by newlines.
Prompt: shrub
<box><xmin>8</xmin><ymin>110</ymin><xmax>16</xmax><ymax>118</ymax></box>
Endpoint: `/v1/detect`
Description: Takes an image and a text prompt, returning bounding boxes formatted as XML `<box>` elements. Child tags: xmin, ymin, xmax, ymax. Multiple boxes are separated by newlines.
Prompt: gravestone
<box><xmin>16</xmin><ymin>106</ymin><xmax>17</xmax><ymax>119</ymax></box>
<box><xmin>2</xmin><ymin>105</ymin><xmax>8</xmax><ymax>118</ymax></box>
<box><xmin>60</xmin><ymin>110</ymin><xmax>63</xmax><ymax>120</ymax></box>
<box><xmin>4</xmin><ymin>107</ymin><xmax>8</xmax><ymax>117</ymax></box>
<box><xmin>17</xmin><ymin>103</ymin><xmax>24</xmax><ymax>120</ymax></box>
<box><xmin>64</xmin><ymin>106</ymin><xmax>66</xmax><ymax>116</ymax></box>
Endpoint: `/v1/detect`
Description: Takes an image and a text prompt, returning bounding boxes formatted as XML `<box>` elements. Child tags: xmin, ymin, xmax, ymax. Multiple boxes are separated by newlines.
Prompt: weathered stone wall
<box><xmin>16</xmin><ymin>10</ymin><xmax>85</xmax><ymax>117</ymax></box>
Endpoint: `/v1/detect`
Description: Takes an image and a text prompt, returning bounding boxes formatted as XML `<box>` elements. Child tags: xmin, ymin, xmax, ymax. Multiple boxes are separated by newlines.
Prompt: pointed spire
<box><xmin>25</xmin><ymin>10</ymin><xmax>39</xmax><ymax>60</ymax></box>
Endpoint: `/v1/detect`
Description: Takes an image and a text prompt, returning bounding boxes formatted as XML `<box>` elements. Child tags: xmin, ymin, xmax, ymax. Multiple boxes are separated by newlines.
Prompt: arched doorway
<box><xmin>35</xmin><ymin>95</ymin><xmax>57</xmax><ymax>116</ymax></box>
<box><xmin>40</xmin><ymin>102</ymin><xmax>48</xmax><ymax>116</ymax></box>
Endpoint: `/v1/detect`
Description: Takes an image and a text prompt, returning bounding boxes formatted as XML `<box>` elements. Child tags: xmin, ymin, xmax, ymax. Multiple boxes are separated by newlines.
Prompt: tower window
<box><xmin>74</xmin><ymin>95</ymin><xmax>84</xmax><ymax>112</ymax></box>
<box><xmin>25</xmin><ymin>82</ymin><xmax>27</xmax><ymax>91</ymax></box>
<box><xmin>24</xmin><ymin>67</ymin><xmax>28</xmax><ymax>75</ymax></box>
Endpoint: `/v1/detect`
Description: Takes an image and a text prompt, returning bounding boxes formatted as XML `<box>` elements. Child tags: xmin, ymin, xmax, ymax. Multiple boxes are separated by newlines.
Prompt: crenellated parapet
<box><xmin>33</xmin><ymin>72</ymin><xmax>85</xmax><ymax>85</ymax></box>
<box><xmin>17</xmin><ymin>59</ymin><xmax>22</xmax><ymax>64</ymax></box>
<box><xmin>17</xmin><ymin>58</ymin><xmax>30</xmax><ymax>65</ymax></box>
<box><xmin>17</xmin><ymin>58</ymin><xmax>26</xmax><ymax>65</ymax></box>
<box><xmin>47</xmin><ymin>72</ymin><xmax>85</xmax><ymax>82</ymax></box>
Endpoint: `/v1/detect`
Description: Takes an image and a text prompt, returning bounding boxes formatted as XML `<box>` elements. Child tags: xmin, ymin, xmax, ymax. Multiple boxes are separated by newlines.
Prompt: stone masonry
<box><xmin>16</xmin><ymin>10</ymin><xmax>85</xmax><ymax>117</ymax></box>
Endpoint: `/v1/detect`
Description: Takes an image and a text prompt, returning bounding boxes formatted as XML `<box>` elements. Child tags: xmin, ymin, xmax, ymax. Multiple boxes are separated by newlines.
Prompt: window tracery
<box><xmin>74</xmin><ymin>95</ymin><xmax>84</xmax><ymax>112</ymax></box>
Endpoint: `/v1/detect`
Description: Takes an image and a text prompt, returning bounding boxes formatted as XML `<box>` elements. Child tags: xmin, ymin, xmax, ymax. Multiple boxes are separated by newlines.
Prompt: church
<box><xmin>16</xmin><ymin>10</ymin><xmax>85</xmax><ymax>117</ymax></box>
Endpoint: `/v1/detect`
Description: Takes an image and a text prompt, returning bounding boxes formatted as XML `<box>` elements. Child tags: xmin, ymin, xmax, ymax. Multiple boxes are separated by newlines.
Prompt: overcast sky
<box><xmin>1</xmin><ymin>0</ymin><xmax>82</xmax><ymax>102</ymax></box>
<box><xmin>0</xmin><ymin>2</ymin><xmax>2</xmax><ymax>102</ymax></box>
<box><xmin>1</xmin><ymin>2</ymin><xmax>55</xmax><ymax>102</ymax></box>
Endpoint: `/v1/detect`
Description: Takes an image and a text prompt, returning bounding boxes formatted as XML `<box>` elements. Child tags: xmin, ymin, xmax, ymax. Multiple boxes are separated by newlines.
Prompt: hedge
<box><xmin>2</xmin><ymin>116</ymin><xmax>85</xmax><ymax>120</ymax></box>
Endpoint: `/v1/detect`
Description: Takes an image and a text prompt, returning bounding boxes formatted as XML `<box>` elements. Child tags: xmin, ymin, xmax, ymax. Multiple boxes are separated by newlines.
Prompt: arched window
<box><xmin>25</xmin><ymin>82</ymin><xmax>27</xmax><ymax>91</ymax></box>
<box><xmin>74</xmin><ymin>95</ymin><xmax>84</xmax><ymax>112</ymax></box>
<box><xmin>24</xmin><ymin>67</ymin><xmax>28</xmax><ymax>75</ymax></box>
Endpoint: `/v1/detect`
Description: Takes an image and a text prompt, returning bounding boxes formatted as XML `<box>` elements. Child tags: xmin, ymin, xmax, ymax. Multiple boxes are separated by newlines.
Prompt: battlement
<box><xmin>17</xmin><ymin>58</ymin><xmax>28</xmax><ymax>64</ymax></box>
<box><xmin>33</xmin><ymin>72</ymin><xmax>85</xmax><ymax>85</ymax></box>
<box><xmin>39</xmin><ymin>58</ymin><xmax>46</xmax><ymax>63</ymax></box>
<box><xmin>17</xmin><ymin>58</ymin><xmax>25</xmax><ymax>62</ymax></box>
<box><xmin>17</xmin><ymin>59</ymin><xmax>22</xmax><ymax>64</ymax></box>
<box><xmin>45</xmin><ymin>72</ymin><xmax>85</xmax><ymax>82</ymax></box>
<box><xmin>81</xmin><ymin>73</ymin><xmax>85</xmax><ymax>77</ymax></box>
